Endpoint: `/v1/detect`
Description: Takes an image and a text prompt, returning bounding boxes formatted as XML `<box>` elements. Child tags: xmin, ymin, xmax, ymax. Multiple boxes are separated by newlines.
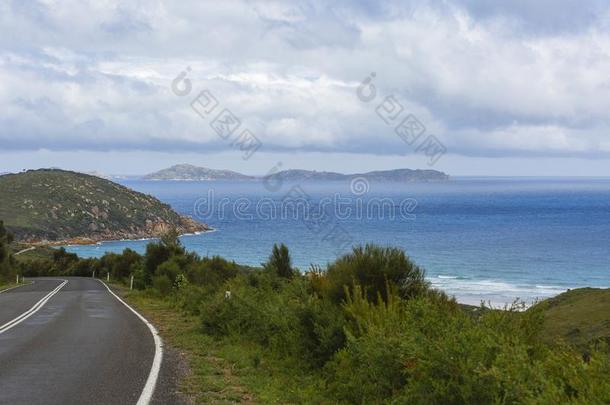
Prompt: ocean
<box><xmin>64</xmin><ymin>177</ymin><xmax>610</xmax><ymax>306</ymax></box>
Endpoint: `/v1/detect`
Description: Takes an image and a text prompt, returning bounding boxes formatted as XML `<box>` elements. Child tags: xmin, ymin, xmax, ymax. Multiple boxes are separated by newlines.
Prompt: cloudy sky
<box><xmin>1</xmin><ymin>0</ymin><xmax>610</xmax><ymax>176</ymax></box>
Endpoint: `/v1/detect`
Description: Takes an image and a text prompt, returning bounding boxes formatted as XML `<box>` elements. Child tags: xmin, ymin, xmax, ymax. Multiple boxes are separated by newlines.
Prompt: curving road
<box><xmin>0</xmin><ymin>277</ymin><xmax>166</xmax><ymax>405</ymax></box>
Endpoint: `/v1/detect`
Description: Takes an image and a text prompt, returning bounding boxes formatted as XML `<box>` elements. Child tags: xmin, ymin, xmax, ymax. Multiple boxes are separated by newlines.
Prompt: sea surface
<box><xmin>64</xmin><ymin>177</ymin><xmax>610</xmax><ymax>306</ymax></box>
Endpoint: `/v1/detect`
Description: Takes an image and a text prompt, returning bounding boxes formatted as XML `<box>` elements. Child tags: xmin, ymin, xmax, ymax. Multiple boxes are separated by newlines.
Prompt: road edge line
<box><xmin>97</xmin><ymin>280</ymin><xmax>163</xmax><ymax>405</ymax></box>
<box><xmin>0</xmin><ymin>280</ymin><xmax>67</xmax><ymax>334</ymax></box>
<box><xmin>0</xmin><ymin>280</ymin><xmax>35</xmax><ymax>294</ymax></box>
<box><xmin>0</xmin><ymin>282</ymin><xmax>32</xmax><ymax>294</ymax></box>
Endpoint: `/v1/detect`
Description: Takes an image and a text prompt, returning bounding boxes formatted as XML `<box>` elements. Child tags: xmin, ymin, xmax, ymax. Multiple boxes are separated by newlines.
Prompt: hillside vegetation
<box><xmin>143</xmin><ymin>164</ymin><xmax>254</xmax><ymax>181</ymax></box>
<box><xmin>18</xmin><ymin>239</ymin><xmax>610</xmax><ymax>404</ymax></box>
<box><xmin>0</xmin><ymin>169</ymin><xmax>207</xmax><ymax>243</ymax></box>
<box><xmin>0</xmin><ymin>221</ymin><xmax>16</xmax><ymax>285</ymax></box>
<box><xmin>536</xmin><ymin>288</ymin><xmax>610</xmax><ymax>349</ymax></box>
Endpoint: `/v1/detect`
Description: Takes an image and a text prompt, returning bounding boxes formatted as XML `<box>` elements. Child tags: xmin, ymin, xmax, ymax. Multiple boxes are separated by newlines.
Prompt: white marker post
<box><xmin>92</xmin><ymin>270</ymin><xmax>96</xmax><ymax>279</ymax></box>
<box><xmin>130</xmin><ymin>275</ymin><xmax>134</xmax><ymax>290</ymax></box>
<box><xmin>16</xmin><ymin>274</ymin><xmax>19</xmax><ymax>284</ymax></box>
<box><xmin>107</xmin><ymin>272</ymin><xmax>110</xmax><ymax>282</ymax></box>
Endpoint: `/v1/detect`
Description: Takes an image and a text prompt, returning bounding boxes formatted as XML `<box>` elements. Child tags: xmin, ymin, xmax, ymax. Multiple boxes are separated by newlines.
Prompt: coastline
<box><xmin>27</xmin><ymin>227</ymin><xmax>215</xmax><ymax>248</ymax></box>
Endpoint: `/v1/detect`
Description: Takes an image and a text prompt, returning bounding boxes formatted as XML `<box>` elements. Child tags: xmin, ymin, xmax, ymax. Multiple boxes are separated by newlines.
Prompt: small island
<box><xmin>143</xmin><ymin>164</ymin><xmax>450</xmax><ymax>182</ymax></box>
<box><xmin>143</xmin><ymin>164</ymin><xmax>255</xmax><ymax>181</ymax></box>
<box><xmin>0</xmin><ymin>169</ymin><xmax>209</xmax><ymax>244</ymax></box>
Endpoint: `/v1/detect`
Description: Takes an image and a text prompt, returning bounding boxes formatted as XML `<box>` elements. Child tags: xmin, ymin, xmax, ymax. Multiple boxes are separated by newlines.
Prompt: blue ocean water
<box><xmin>64</xmin><ymin>177</ymin><xmax>610</xmax><ymax>305</ymax></box>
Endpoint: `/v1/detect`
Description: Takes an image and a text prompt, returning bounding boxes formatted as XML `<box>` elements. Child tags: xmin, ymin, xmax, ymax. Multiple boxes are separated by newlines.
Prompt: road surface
<box><xmin>0</xmin><ymin>277</ymin><xmax>167</xmax><ymax>405</ymax></box>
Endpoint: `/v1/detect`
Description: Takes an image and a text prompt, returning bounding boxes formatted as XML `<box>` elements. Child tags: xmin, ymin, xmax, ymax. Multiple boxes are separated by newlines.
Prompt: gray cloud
<box><xmin>0</xmin><ymin>0</ymin><xmax>609</xmax><ymax>159</ymax></box>
<box><xmin>454</xmin><ymin>0</ymin><xmax>608</xmax><ymax>35</ymax></box>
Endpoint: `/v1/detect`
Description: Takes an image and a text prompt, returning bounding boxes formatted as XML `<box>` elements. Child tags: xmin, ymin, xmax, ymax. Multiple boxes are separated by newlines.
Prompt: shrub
<box><xmin>175</xmin><ymin>284</ymin><xmax>207</xmax><ymax>315</ymax></box>
<box><xmin>187</xmin><ymin>256</ymin><xmax>240</xmax><ymax>289</ymax></box>
<box><xmin>325</xmin><ymin>286</ymin><xmax>610</xmax><ymax>404</ymax></box>
<box><xmin>144</xmin><ymin>243</ymin><xmax>172</xmax><ymax>285</ymax></box>
<box><xmin>200</xmin><ymin>272</ymin><xmax>295</xmax><ymax>345</ymax></box>
<box><xmin>294</xmin><ymin>294</ymin><xmax>346</xmax><ymax>367</ymax></box>
<box><xmin>104</xmin><ymin>248</ymin><xmax>142</xmax><ymax>280</ymax></box>
<box><xmin>156</xmin><ymin>259</ymin><xmax>181</xmax><ymax>283</ymax></box>
<box><xmin>0</xmin><ymin>221</ymin><xmax>15</xmax><ymax>281</ymax></box>
<box><xmin>152</xmin><ymin>274</ymin><xmax>172</xmax><ymax>296</ymax></box>
<box><xmin>264</xmin><ymin>243</ymin><xmax>294</xmax><ymax>279</ymax></box>
<box><xmin>143</xmin><ymin>231</ymin><xmax>185</xmax><ymax>286</ymax></box>
<box><xmin>0</xmin><ymin>220</ymin><xmax>13</xmax><ymax>262</ymax></box>
<box><xmin>200</xmin><ymin>271</ymin><xmax>345</xmax><ymax>367</ymax></box>
<box><xmin>319</xmin><ymin>244</ymin><xmax>429</xmax><ymax>304</ymax></box>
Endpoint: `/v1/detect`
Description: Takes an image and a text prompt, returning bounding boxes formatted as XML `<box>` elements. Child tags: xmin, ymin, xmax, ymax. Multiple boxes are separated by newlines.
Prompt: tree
<box><xmin>143</xmin><ymin>229</ymin><xmax>185</xmax><ymax>287</ymax></box>
<box><xmin>51</xmin><ymin>248</ymin><xmax>79</xmax><ymax>275</ymax></box>
<box><xmin>160</xmin><ymin>228</ymin><xmax>183</xmax><ymax>250</ymax></box>
<box><xmin>0</xmin><ymin>220</ymin><xmax>15</xmax><ymax>280</ymax></box>
<box><xmin>265</xmin><ymin>243</ymin><xmax>294</xmax><ymax>279</ymax></box>
<box><xmin>0</xmin><ymin>220</ymin><xmax>13</xmax><ymax>262</ymax></box>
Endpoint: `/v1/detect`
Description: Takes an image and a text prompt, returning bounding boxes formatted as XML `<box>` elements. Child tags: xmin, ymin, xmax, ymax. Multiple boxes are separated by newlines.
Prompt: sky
<box><xmin>1</xmin><ymin>0</ymin><xmax>610</xmax><ymax>176</ymax></box>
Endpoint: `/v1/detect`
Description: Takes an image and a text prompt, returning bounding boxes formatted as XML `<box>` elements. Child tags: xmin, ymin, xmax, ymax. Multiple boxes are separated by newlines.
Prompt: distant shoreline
<box><xmin>29</xmin><ymin>228</ymin><xmax>215</xmax><ymax>248</ymax></box>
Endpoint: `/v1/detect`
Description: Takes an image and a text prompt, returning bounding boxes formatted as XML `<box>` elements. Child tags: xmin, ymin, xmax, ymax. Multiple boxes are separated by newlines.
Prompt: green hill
<box><xmin>0</xmin><ymin>169</ymin><xmax>208</xmax><ymax>243</ymax></box>
<box><xmin>536</xmin><ymin>287</ymin><xmax>610</xmax><ymax>349</ymax></box>
<box><xmin>144</xmin><ymin>164</ymin><xmax>254</xmax><ymax>180</ymax></box>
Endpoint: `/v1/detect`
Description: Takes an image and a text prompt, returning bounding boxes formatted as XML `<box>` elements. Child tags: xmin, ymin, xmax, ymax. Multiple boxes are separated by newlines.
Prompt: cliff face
<box><xmin>0</xmin><ymin>169</ymin><xmax>209</xmax><ymax>244</ymax></box>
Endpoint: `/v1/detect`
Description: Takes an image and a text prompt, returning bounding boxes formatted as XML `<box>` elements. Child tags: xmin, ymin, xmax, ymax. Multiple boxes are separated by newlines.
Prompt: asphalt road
<box><xmin>0</xmin><ymin>277</ymin><xmax>165</xmax><ymax>405</ymax></box>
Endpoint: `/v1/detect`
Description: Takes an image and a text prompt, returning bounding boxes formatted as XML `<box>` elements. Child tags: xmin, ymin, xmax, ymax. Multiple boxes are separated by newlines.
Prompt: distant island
<box><xmin>143</xmin><ymin>164</ymin><xmax>255</xmax><ymax>181</ymax></box>
<box><xmin>267</xmin><ymin>168</ymin><xmax>450</xmax><ymax>182</ymax></box>
<box><xmin>0</xmin><ymin>169</ymin><xmax>209</xmax><ymax>244</ymax></box>
<box><xmin>143</xmin><ymin>164</ymin><xmax>450</xmax><ymax>182</ymax></box>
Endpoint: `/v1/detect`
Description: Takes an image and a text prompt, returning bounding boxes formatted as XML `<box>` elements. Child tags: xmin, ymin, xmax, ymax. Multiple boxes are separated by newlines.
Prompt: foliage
<box><xmin>0</xmin><ymin>220</ymin><xmax>15</xmax><ymax>281</ymax></box>
<box><xmin>316</xmin><ymin>244</ymin><xmax>429</xmax><ymax>304</ymax></box>
<box><xmin>17</xmin><ymin>241</ymin><xmax>610</xmax><ymax>404</ymax></box>
<box><xmin>0</xmin><ymin>169</ymin><xmax>204</xmax><ymax>242</ymax></box>
<box><xmin>325</xmin><ymin>288</ymin><xmax>610</xmax><ymax>404</ymax></box>
<box><xmin>264</xmin><ymin>243</ymin><xmax>294</xmax><ymax>279</ymax></box>
<box><xmin>535</xmin><ymin>287</ymin><xmax>610</xmax><ymax>349</ymax></box>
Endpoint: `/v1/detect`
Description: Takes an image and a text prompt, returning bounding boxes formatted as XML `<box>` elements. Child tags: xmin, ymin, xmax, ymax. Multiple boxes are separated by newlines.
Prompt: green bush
<box><xmin>0</xmin><ymin>220</ymin><xmax>15</xmax><ymax>282</ymax></box>
<box><xmin>264</xmin><ymin>243</ymin><xmax>294</xmax><ymax>279</ymax></box>
<box><xmin>156</xmin><ymin>259</ymin><xmax>181</xmax><ymax>284</ymax></box>
<box><xmin>174</xmin><ymin>284</ymin><xmax>207</xmax><ymax>314</ymax></box>
<box><xmin>152</xmin><ymin>274</ymin><xmax>173</xmax><ymax>296</ymax></box>
<box><xmin>319</xmin><ymin>244</ymin><xmax>429</xmax><ymax>304</ymax></box>
<box><xmin>101</xmin><ymin>248</ymin><xmax>141</xmax><ymax>280</ymax></box>
<box><xmin>325</xmin><ymin>285</ymin><xmax>412</xmax><ymax>402</ymax></box>
<box><xmin>200</xmin><ymin>271</ymin><xmax>345</xmax><ymax>367</ymax></box>
<box><xmin>200</xmin><ymin>272</ymin><xmax>295</xmax><ymax>346</ymax></box>
<box><xmin>15</xmin><ymin>240</ymin><xmax>610</xmax><ymax>404</ymax></box>
<box><xmin>294</xmin><ymin>293</ymin><xmax>346</xmax><ymax>367</ymax></box>
<box><xmin>187</xmin><ymin>256</ymin><xmax>240</xmax><ymax>290</ymax></box>
<box><xmin>325</xmin><ymin>286</ymin><xmax>610</xmax><ymax>404</ymax></box>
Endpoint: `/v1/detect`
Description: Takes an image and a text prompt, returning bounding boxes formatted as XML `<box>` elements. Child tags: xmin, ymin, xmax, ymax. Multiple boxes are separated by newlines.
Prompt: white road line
<box><xmin>97</xmin><ymin>280</ymin><xmax>163</xmax><ymax>405</ymax></box>
<box><xmin>0</xmin><ymin>280</ymin><xmax>68</xmax><ymax>335</ymax></box>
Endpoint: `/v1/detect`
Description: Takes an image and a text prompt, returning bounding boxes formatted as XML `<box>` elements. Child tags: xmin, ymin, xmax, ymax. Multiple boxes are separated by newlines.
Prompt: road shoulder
<box><xmin>110</xmin><ymin>285</ymin><xmax>255</xmax><ymax>404</ymax></box>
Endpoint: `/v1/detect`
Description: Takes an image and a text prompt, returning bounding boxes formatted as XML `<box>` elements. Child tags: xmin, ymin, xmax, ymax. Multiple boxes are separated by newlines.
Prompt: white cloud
<box><xmin>0</xmin><ymin>0</ymin><xmax>609</xmax><ymax>158</ymax></box>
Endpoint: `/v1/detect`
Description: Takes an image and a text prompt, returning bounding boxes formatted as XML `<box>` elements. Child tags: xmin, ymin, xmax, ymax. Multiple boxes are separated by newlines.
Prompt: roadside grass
<box><xmin>115</xmin><ymin>286</ymin><xmax>327</xmax><ymax>404</ymax></box>
<box><xmin>112</xmin><ymin>283</ymin><xmax>610</xmax><ymax>404</ymax></box>
<box><xmin>0</xmin><ymin>281</ymin><xmax>18</xmax><ymax>291</ymax></box>
<box><xmin>0</xmin><ymin>279</ymin><xmax>32</xmax><ymax>292</ymax></box>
